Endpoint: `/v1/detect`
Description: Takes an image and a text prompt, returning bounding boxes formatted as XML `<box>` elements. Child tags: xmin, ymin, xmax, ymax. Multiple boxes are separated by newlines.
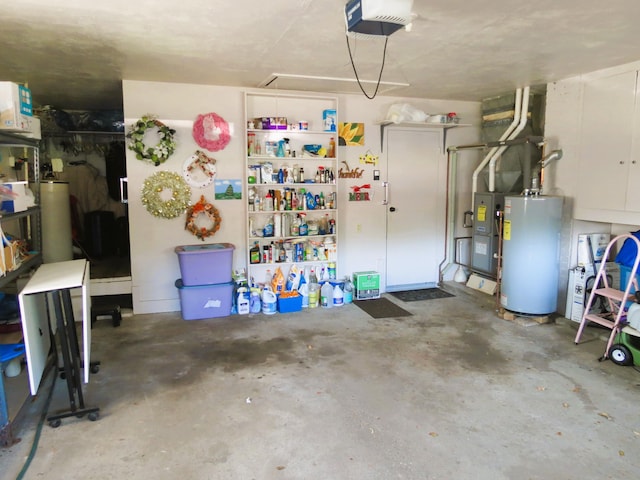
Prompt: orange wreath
<box><xmin>185</xmin><ymin>195</ymin><xmax>221</xmax><ymax>241</ymax></box>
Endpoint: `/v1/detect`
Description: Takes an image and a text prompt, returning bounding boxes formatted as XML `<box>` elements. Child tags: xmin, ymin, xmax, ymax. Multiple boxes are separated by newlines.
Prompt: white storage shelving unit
<box><xmin>244</xmin><ymin>92</ymin><xmax>338</xmax><ymax>286</ymax></box>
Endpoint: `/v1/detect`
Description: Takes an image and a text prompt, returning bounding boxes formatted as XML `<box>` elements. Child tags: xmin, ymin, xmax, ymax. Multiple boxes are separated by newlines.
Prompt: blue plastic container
<box><xmin>619</xmin><ymin>264</ymin><xmax>640</xmax><ymax>294</ymax></box>
<box><xmin>277</xmin><ymin>293</ymin><xmax>303</xmax><ymax>313</ymax></box>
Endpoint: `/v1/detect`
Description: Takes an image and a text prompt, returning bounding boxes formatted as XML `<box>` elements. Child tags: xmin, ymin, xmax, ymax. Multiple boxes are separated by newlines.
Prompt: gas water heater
<box><xmin>500</xmin><ymin>195</ymin><xmax>563</xmax><ymax>315</ymax></box>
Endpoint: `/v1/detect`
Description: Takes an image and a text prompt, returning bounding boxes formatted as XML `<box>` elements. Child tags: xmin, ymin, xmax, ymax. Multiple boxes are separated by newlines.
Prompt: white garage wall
<box><xmin>544</xmin><ymin>60</ymin><xmax>640</xmax><ymax>313</ymax></box>
<box><xmin>123</xmin><ymin>80</ymin><xmax>481</xmax><ymax>314</ymax></box>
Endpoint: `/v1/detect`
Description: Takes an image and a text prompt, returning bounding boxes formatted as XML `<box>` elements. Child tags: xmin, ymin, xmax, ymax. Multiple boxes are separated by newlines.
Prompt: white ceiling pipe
<box><xmin>488</xmin><ymin>85</ymin><xmax>530</xmax><ymax>192</ymax></box>
<box><xmin>471</xmin><ymin>88</ymin><xmax>522</xmax><ymax>210</ymax></box>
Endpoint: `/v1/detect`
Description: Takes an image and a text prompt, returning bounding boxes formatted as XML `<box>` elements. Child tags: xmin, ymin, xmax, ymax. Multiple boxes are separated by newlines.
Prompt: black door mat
<box><xmin>354</xmin><ymin>298</ymin><xmax>412</xmax><ymax>319</ymax></box>
<box><xmin>390</xmin><ymin>288</ymin><xmax>454</xmax><ymax>302</ymax></box>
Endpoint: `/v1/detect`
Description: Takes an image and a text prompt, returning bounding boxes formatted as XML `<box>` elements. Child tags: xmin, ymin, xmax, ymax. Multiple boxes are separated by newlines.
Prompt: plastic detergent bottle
<box><xmin>250</xmin><ymin>290</ymin><xmax>262</xmax><ymax>313</ymax></box>
<box><xmin>299</xmin><ymin>283</ymin><xmax>309</xmax><ymax>308</ymax></box>
<box><xmin>262</xmin><ymin>287</ymin><xmax>277</xmax><ymax>315</ymax></box>
<box><xmin>237</xmin><ymin>289</ymin><xmax>250</xmax><ymax>314</ymax></box>
<box><xmin>343</xmin><ymin>277</ymin><xmax>353</xmax><ymax>304</ymax></box>
<box><xmin>321</xmin><ymin>281</ymin><xmax>333</xmax><ymax>308</ymax></box>
<box><xmin>265</xmin><ymin>191</ymin><xmax>274</xmax><ymax>211</ymax></box>
<box><xmin>250</xmin><ymin>242</ymin><xmax>260</xmax><ymax>264</ymax></box>
<box><xmin>328</xmin><ymin>262</ymin><xmax>336</xmax><ymax>280</ymax></box>
<box><xmin>333</xmin><ymin>283</ymin><xmax>344</xmax><ymax>306</ymax></box>
<box><xmin>299</xmin><ymin>213</ymin><xmax>308</xmax><ymax>236</ymax></box>
<box><xmin>308</xmin><ymin>283</ymin><xmax>320</xmax><ymax>308</ymax></box>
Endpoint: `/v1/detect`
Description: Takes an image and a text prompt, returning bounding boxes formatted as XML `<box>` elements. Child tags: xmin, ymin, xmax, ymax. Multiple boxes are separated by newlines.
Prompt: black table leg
<box><xmin>46</xmin><ymin>289</ymin><xmax>99</xmax><ymax>427</ymax></box>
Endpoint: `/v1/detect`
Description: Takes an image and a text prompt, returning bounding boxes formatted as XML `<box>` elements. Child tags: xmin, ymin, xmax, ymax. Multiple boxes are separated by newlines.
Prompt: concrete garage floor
<box><xmin>2</xmin><ymin>283</ymin><xmax>640</xmax><ymax>479</ymax></box>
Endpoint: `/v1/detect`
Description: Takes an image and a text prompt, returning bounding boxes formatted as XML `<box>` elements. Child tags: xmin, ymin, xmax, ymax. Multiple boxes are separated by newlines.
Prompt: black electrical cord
<box><xmin>345</xmin><ymin>33</ymin><xmax>389</xmax><ymax>100</ymax></box>
<box><xmin>15</xmin><ymin>369</ymin><xmax>56</xmax><ymax>480</ymax></box>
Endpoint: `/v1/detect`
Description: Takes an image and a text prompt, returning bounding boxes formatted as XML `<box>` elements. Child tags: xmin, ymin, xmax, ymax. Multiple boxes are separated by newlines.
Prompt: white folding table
<box><xmin>19</xmin><ymin>259</ymin><xmax>99</xmax><ymax>426</ymax></box>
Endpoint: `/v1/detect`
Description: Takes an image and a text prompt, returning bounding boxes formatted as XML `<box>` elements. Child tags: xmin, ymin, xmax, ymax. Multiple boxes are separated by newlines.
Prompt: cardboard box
<box><xmin>466</xmin><ymin>273</ymin><xmax>498</xmax><ymax>295</ymax></box>
<box><xmin>0</xmin><ymin>181</ymin><xmax>34</xmax><ymax>213</ymax></box>
<box><xmin>258</xmin><ymin>117</ymin><xmax>287</xmax><ymax>130</ymax></box>
<box><xmin>323</xmin><ymin>109</ymin><xmax>337</xmax><ymax>132</ymax></box>
<box><xmin>19</xmin><ymin>116</ymin><xmax>41</xmax><ymax>140</ymax></box>
<box><xmin>0</xmin><ymin>242</ymin><xmax>17</xmax><ymax>274</ymax></box>
<box><xmin>577</xmin><ymin>233</ymin><xmax>610</xmax><ymax>266</ymax></box>
<box><xmin>0</xmin><ymin>82</ymin><xmax>33</xmax><ymax>132</ymax></box>
<box><xmin>0</xmin><ymin>82</ymin><xmax>32</xmax><ymax>116</ymax></box>
<box><xmin>353</xmin><ymin>271</ymin><xmax>380</xmax><ymax>300</ymax></box>
<box><xmin>0</xmin><ymin>111</ymin><xmax>39</xmax><ymax>134</ymax></box>
<box><xmin>566</xmin><ymin>262</ymin><xmax>620</xmax><ymax>322</ymax></box>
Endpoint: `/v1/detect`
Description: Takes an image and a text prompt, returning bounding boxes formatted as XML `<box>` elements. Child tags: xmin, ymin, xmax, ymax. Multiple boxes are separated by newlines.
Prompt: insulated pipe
<box><xmin>488</xmin><ymin>86</ymin><xmax>530</xmax><ymax>192</ymax></box>
<box><xmin>439</xmin><ymin>148</ymin><xmax>458</xmax><ymax>283</ymax></box>
<box><xmin>537</xmin><ymin>149</ymin><xmax>563</xmax><ymax>194</ymax></box>
<box><xmin>541</xmin><ymin>149</ymin><xmax>563</xmax><ymax>167</ymax></box>
<box><xmin>471</xmin><ymin>88</ymin><xmax>522</xmax><ymax>210</ymax></box>
<box><xmin>441</xmin><ymin>143</ymin><xmax>495</xmax><ymax>279</ymax></box>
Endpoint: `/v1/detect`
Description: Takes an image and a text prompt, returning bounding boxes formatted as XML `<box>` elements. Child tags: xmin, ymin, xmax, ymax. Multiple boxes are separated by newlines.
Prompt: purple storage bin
<box><xmin>175</xmin><ymin>279</ymin><xmax>233</xmax><ymax>320</ymax></box>
<box><xmin>175</xmin><ymin>243</ymin><xmax>234</xmax><ymax>286</ymax></box>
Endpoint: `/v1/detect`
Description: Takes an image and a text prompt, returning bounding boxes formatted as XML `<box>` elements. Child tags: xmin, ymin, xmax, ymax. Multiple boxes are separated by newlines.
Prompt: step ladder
<box><xmin>574</xmin><ymin>233</ymin><xmax>640</xmax><ymax>360</ymax></box>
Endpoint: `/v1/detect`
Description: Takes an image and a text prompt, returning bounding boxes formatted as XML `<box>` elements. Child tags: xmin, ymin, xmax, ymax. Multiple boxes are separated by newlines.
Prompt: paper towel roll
<box><xmin>41</xmin><ymin>181</ymin><xmax>73</xmax><ymax>263</ymax></box>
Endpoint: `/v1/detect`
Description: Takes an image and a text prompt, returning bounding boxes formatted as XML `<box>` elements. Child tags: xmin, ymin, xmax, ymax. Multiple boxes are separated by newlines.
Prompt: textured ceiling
<box><xmin>2</xmin><ymin>0</ymin><xmax>640</xmax><ymax>110</ymax></box>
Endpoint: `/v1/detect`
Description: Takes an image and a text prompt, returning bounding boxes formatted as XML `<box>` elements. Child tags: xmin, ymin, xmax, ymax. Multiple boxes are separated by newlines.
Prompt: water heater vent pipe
<box><xmin>470</xmin><ymin>88</ymin><xmax>522</xmax><ymax>211</ymax></box>
<box><xmin>487</xmin><ymin>85</ymin><xmax>530</xmax><ymax>192</ymax></box>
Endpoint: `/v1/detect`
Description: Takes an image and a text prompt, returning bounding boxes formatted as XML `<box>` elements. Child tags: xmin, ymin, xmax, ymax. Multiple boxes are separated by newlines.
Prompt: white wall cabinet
<box><xmin>576</xmin><ymin>69</ymin><xmax>640</xmax><ymax>224</ymax></box>
<box><xmin>244</xmin><ymin>92</ymin><xmax>339</xmax><ymax>285</ymax></box>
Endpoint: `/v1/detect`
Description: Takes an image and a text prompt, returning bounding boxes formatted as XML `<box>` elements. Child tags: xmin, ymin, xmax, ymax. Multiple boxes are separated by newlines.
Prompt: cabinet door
<box><xmin>577</xmin><ymin>70</ymin><xmax>636</xmax><ymax>212</ymax></box>
<box><xmin>628</xmin><ymin>74</ymin><xmax>640</xmax><ymax>210</ymax></box>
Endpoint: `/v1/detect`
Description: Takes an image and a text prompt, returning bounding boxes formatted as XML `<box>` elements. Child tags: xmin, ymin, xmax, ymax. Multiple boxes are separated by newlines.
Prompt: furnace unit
<box><xmin>471</xmin><ymin>192</ymin><xmax>505</xmax><ymax>277</ymax></box>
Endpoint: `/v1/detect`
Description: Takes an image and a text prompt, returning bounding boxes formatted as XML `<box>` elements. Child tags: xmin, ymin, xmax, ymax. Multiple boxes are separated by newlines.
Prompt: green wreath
<box><xmin>127</xmin><ymin>115</ymin><xmax>176</xmax><ymax>166</ymax></box>
<box><xmin>141</xmin><ymin>171</ymin><xmax>192</xmax><ymax>219</ymax></box>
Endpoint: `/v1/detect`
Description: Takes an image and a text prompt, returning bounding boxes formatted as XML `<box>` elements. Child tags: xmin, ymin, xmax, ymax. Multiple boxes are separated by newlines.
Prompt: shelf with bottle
<box><xmin>246</xmin><ymin>128</ymin><xmax>335</xmax><ymax>136</ymax></box>
<box><xmin>249</xmin><ymin>236</ymin><xmax>337</xmax><ymax>266</ymax></box>
<box><xmin>249</xmin><ymin>233</ymin><xmax>334</xmax><ymax>241</ymax></box>
<box><xmin>245</xmin><ymin>92</ymin><xmax>339</xmax><ymax>288</ymax></box>
<box><xmin>247</xmin><ymin>159</ymin><xmax>336</xmax><ymax>184</ymax></box>
<box><xmin>247</xmin><ymin>131</ymin><xmax>336</xmax><ymax>160</ymax></box>
<box><xmin>249</xmin><ymin>211</ymin><xmax>336</xmax><ymax>237</ymax></box>
<box><xmin>249</xmin><ymin>208</ymin><xmax>337</xmax><ymax>216</ymax></box>
<box><xmin>248</xmin><ymin>185</ymin><xmax>336</xmax><ymax>213</ymax></box>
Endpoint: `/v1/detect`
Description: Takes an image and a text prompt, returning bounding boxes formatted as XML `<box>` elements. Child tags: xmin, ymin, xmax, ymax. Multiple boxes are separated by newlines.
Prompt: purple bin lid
<box><xmin>175</xmin><ymin>243</ymin><xmax>235</xmax><ymax>254</ymax></box>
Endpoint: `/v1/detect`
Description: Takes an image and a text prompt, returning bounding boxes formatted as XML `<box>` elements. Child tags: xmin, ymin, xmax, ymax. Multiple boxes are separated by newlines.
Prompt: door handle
<box><xmin>389</xmin><ymin>207</ymin><xmax>396</xmax><ymax>212</ymax></box>
<box><xmin>382</xmin><ymin>181</ymin><xmax>389</xmax><ymax>205</ymax></box>
<box><xmin>119</xmin><ymin>177</ymin><xmax>128</xmax><ymax>204</ymax></box>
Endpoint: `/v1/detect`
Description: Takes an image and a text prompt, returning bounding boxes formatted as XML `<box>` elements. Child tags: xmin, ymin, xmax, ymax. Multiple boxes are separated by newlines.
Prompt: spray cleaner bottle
<box><xmin>343</xmin><ymin>276</ymin><xmax>354</xmax><ymax>304</ymax></box>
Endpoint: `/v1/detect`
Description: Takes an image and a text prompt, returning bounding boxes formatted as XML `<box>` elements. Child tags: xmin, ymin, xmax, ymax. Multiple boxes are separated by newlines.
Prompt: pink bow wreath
<box><xmin>192</xmin><ymin>112</ymin><xmax>231</xmax><ymax>152</ymax></box>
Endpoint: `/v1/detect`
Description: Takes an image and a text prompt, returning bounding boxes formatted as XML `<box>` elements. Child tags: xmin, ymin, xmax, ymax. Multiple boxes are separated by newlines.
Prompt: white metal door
<box><xmin>385</xmin><ymin>128</ymin><xmax>444</xmax><ymax>289</ymax></box>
